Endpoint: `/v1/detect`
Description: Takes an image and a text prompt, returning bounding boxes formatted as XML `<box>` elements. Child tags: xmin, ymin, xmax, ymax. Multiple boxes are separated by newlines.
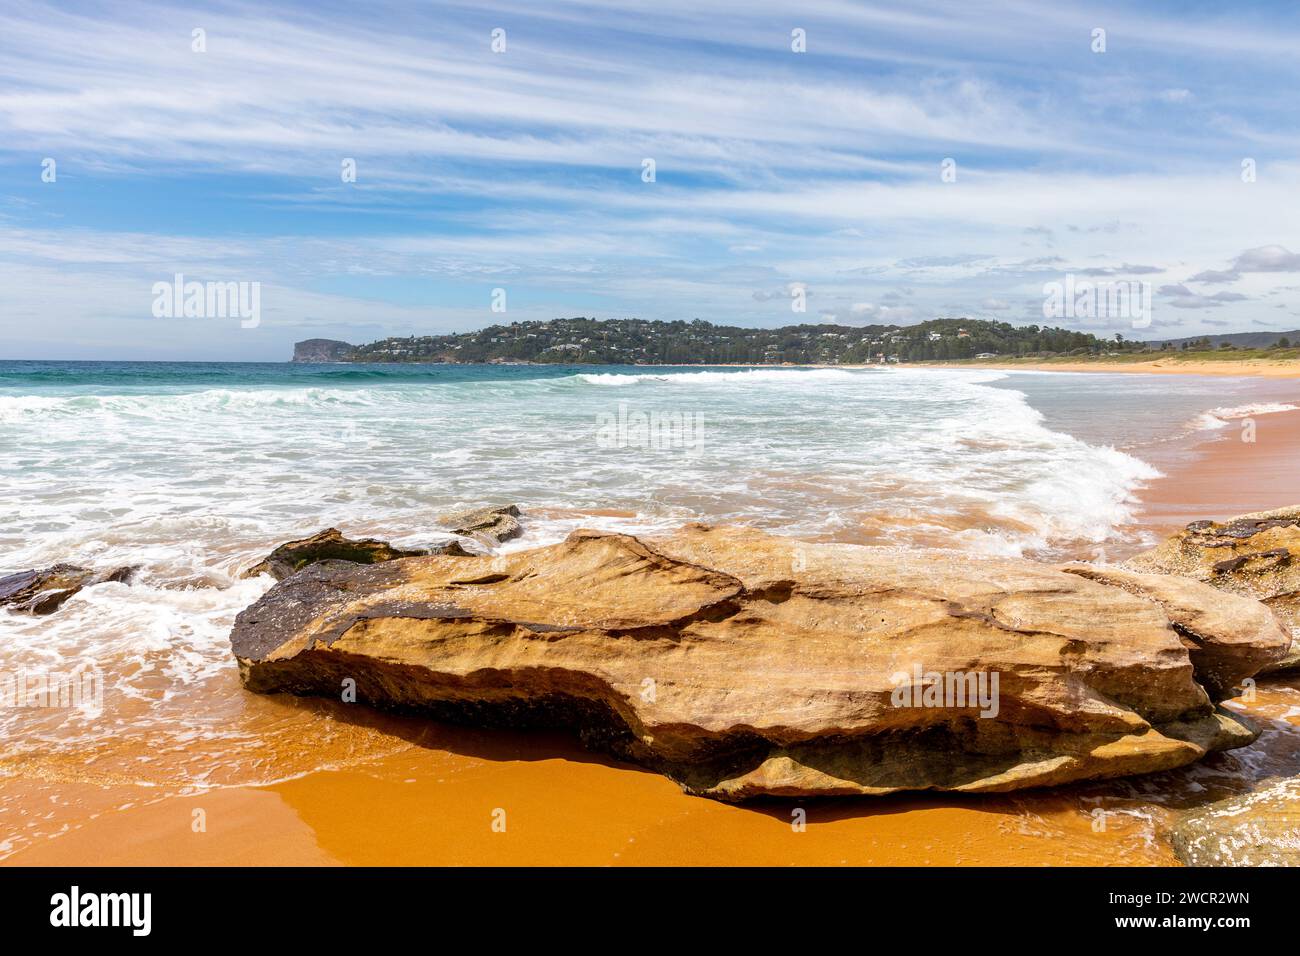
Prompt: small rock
<box><xmin>439</xmin><ymin>504</ymin><xmax>522</xmax><ymax>546</ymax></box>
<box><xmin>242</xmin><ymin>528</ymin><xmax>428</xmax><ymax>581</ymax></box>
<box><xmin>0</xmin><ymin>563</ymin><xmax>138</xmax><ymax>615</ymax></box>
<box><xmin>429</xmin><ymin>539</ymin><xmax>476</xmax><ymax>557</ymax></box>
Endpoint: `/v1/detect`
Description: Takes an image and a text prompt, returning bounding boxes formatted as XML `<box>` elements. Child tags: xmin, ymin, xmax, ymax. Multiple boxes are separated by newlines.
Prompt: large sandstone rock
<box><xmin>1127</xmin><ymin>506</ymin><xmax>1300</xmax><ymax>673</ymax></box>
<box><xmin>1171</xmin><ymin>777</ymin><xmax>1300</xmax><ymax>866</ymax></box>
<box><xmin>0</xmin><ymin>564</ymin><xmax>138</xmax><ymax>615</ymax></box>
<box><xmin>229</xmin><ymin>525</ymin><xmax>1287</xmax><ymax>801</ymax></box>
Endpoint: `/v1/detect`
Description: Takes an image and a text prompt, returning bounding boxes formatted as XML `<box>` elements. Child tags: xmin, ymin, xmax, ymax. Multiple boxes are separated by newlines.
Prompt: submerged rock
<box><xmin>229</xmin><ymin>524</ymin><xmax>1288</xmax><ymax>801</ymax></box>
<box><xmin>439</xmin><ymin>504</ymin><xmax>522</xmax><ymax>547</ymax></box>
<box><xmin>1127</xmin><ymin>506</ymin><xmax>1300</xmax><ymax>674</ymax></box>
<box><xmin>0</xmin><ymin>563</ymin><xmax>138</xmax><ymax>615</ymax></box>
<box><xmin>1171</xmin><ymin>777</ymin><xmax>1300</xmax><ymax>866</ymax></box>
<box><xmin>242</xmin><ymin>528</ymin><xmax>430</xmax><ymax>581</ymax></box>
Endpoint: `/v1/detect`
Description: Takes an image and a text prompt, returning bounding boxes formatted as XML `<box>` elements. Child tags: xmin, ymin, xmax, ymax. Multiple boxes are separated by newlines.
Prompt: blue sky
<box><xmin>1</xmin><ymin>0</ymin><xmax>1299</xmax><ymax>360</ymax></box>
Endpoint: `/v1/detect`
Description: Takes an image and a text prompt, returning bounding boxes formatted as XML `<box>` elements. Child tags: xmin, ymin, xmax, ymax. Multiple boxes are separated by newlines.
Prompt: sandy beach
<box><xmin>4</xmin><ymin>370</ymin><xmax>1299</xmax><ymax>867</ymax></box>
<box><xmin>920</xmin><ymin>358</ymin><xmax>1300</xmax><ymax>378</ymax></box>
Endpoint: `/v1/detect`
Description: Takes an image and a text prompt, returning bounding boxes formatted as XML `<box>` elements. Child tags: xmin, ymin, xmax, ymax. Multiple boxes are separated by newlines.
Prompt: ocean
<box><xmin>2</xmin><ymin>361</ymin><xmax>1291</xmax><ymax>567</ymax></box>
<box><xmin>2</xmin><ymin>360</ymin><xmax>1297</xmax><ymax>858</ymax></box>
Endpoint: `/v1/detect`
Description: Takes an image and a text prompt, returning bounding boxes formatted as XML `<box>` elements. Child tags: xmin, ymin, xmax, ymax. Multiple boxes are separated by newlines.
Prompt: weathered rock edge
<box><xmin>1126</xmin><ymin>505</ymin><xmax>1300</xmax><ymax>674</ymax></box>
<box><xmin>230</xmin><ymin>525</ymin><xmax>1289</xmax><ymax>801</ymax></box>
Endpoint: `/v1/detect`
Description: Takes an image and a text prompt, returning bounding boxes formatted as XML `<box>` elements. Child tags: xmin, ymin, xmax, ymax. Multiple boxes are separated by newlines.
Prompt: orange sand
<box><xmin>8</xmin><ymin>673</ymin><xmax>1300</xmax><ymax>867</ymax></box>
<box><xmin>5</xmin><ymin>380</ymin><xmax>1300</xmax><ymax>867</ymax></box>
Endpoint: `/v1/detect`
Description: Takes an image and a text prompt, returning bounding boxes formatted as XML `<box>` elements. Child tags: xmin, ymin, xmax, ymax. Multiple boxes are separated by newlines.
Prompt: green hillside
<box><xmin>299</xmin><ymin>317</ymin><xmax>1129</xmax><ymax>365</ymax></box>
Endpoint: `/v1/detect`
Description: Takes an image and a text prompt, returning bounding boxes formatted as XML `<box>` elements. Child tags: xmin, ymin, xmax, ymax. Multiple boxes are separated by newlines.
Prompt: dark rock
<box><xmin>0</xmin><ymin>563</ymin><xmax>139</xmax><ymax>615</ymax></box>
<box><xmin>1211</xmin><ymin>549</ymin><xmax>1290</xmax><ymax>575</ymax></box>
<box><xmin>242</xmin><ymin>528</ymin><xmax>428</xmax><ymax>581</ymax></box>
<box><xmin>1187</xmin><ymin>516</ymin><xmax>1300</xmax><ymax>545</ymax></box>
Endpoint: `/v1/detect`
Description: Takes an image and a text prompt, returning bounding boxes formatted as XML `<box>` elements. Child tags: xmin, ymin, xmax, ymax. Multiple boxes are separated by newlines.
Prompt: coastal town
<box><xmin>295</xmin><ymin>316</ymin><xmax>1296</xmax><ymax>366</ymax></box>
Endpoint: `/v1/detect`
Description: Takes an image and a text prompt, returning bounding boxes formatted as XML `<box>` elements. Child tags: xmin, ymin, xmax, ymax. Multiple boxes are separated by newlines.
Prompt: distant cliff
<box><xmin>292</xmin><ymin>339</ymin><xmax>357</xmax><ymax>363</ymax></box>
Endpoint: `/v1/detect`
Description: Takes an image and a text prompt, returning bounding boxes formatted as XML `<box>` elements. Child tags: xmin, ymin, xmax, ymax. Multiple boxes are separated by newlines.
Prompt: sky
<box><xmin>1</xmin><ymin>0</ymin><xmax>1299</xmax><ymax>360</ymax></box>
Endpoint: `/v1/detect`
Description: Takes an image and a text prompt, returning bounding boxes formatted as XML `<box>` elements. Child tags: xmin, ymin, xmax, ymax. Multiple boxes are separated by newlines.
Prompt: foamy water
<box><xmin>0</xmin><ymin>361</ymin><xmax>1286</xmax><ymax>817</ymax></box>
<box><xmin>1190</xmin><ymin>402</ymin><xmax>1299</xmax><ymax>431</ymax></box>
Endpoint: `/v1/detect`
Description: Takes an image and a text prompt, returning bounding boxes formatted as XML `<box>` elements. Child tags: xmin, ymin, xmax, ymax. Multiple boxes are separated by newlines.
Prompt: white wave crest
<box><xmin>1191</xmin><ymin>402</ymin><xmax>1299</xmax><ymax>430</ymax></box>
<box><xmin>576</xmin><ymin>368</ymin><xmax>869</xmax><ymax>386</ymax></box>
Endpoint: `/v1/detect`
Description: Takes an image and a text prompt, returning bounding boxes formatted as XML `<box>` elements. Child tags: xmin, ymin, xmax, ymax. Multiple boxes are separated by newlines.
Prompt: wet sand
<box><xmin>7</xmin><ymin>673</ymin><xmax>1300</xmax><ymax>867</ymax></box>
<box><xmin>1129</xmin><ymin>404</ymin><xmax>1300</xmax><ymax>543</ymax></box>
<box><xmin>4</xmin><ymin>378</ymin><xmax>1300</xmax><ymax>867</ymax></box>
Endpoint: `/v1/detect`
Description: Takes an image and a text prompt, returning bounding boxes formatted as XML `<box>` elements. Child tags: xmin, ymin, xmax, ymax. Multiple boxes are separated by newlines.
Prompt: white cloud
<box><xmin>1233</xmin><ymin>245</ymin><xmax>1300</xmax><ymax>272</ymax></box>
